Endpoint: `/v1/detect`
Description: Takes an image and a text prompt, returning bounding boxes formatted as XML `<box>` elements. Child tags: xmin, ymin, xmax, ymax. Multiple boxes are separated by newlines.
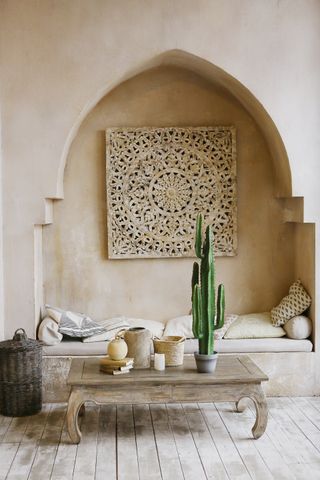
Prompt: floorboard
<box><xmin>182</xmin><ymin>403</ymin><xmax>229</xmax><ymax>480</ymax></box>
<box><xmin>1</xmin><ymin>399</ymin><xmax>320</xmax><ymax>479</ymax></box>
<box><xmin>200</xmin><ymin>402</ymin><xmax>251</xmax><ymax>480</ymax></box>
<box><xmin>150</xmin><ymin>404</ymin><xmax>184</xmax><ymax>480</ymax></box>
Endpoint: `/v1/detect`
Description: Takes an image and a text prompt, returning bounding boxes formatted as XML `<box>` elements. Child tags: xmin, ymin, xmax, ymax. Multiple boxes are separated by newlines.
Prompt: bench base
<box><xmin>43</xmin><ymin>351</ymin><xmax>319</xmax><ymax>402</ymax></box>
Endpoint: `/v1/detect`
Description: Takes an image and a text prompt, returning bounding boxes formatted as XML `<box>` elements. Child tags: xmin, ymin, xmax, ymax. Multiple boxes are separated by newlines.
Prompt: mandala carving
<box><xmin>106</xmin><ymin>127</ymin><xmax>237</xmax><ymax>258</ymax></box>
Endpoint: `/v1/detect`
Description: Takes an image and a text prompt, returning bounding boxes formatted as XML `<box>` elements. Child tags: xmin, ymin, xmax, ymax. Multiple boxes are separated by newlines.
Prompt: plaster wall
<box><xmin>0</xmin><ymin>113</ymin><xmax>4</xmax><ymax>340</ymax></box>
<box><xmin>0</xmin><ymin>0</ymin><xmax>319</xmax><ymax>338</ymax></box>
<box><xmin>44</xmin><ymin>66</ymin><xmax>295</xmax><ymax>321</ymax></box>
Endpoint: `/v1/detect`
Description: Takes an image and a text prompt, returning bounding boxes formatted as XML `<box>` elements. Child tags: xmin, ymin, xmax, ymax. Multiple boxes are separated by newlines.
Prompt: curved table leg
<box><xmin>79</xmin><ymin>404</ymin><xmax>86</xmax><ymax>417</ymax></box>
<box><xmin>236</xmin><ymin>397</ymin><xmax>249</xmax><ymax>413</ymax></box>
<box><xmin>251</xmin><ymin>387</ymin><xmax>268</xmax><ymax>439</ymax></box>
<box><xmin>237</xmin><ymin>386</ymin><xmax>268</xmax><ymax>439</ymax></box>
<box><xmin>67</xmin><ymin>389</ymin><xmax>85</xmax><ymax>444</ymax></box>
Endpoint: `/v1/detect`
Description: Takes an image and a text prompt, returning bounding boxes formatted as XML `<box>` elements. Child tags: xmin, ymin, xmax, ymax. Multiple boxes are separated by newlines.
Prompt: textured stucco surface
<box><xmin>43</xmin><ymin>66</ymin><xmax>295</xmax><ymax>321</ymax></box>
<box><xmin>0</xmin><ymin>0</ymin><xmax>319</xmax><ymax>344</ymax></box>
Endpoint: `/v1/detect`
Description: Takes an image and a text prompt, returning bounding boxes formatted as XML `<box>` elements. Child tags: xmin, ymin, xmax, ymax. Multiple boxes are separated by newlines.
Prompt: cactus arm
<box><xmin>195</xmin><ymin>214</ymin><xmax>203</xmax><ymax>258</ymax></box>
<box><xmin>216</xmin><ymin>284</ymin><xmax>225</xmax><ymax>329</ymax></box>
<box><xmin>192</xmin><ymin>284</ymin><xmax>203</xmax><ymax>339</ymax></box>
<box><xmin>191</xmin><ymin>262</ymin><xmax>199</xmax><ymax>301</ymax></box>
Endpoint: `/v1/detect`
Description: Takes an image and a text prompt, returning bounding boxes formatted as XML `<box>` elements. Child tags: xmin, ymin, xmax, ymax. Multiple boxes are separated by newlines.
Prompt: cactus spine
<box><xmin>192</xmin><ymin>214</ymin><xmax>225</xmax><ymax>355</ymax></box>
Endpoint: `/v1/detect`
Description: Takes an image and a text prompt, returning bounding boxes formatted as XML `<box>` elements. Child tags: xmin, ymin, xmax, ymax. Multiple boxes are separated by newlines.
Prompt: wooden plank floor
<box><xmin>1</xmin><ymin>398</ymin><xmax>320</xmax><ymax>479</ymax></box>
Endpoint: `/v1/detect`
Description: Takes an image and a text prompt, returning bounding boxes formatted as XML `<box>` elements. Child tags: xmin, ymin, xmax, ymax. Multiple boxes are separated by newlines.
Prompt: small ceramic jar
<box><xmin>107</xmin><ymin>337</ymin><xmax>128</xmax><ymax>360</ymax></box>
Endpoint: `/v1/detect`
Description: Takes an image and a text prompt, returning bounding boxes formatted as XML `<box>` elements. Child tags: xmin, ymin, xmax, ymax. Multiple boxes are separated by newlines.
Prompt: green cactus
<box><xmin>192</xmin><ymin>213</ymin><xmax>225</xmax><ymax>355</ymax></box>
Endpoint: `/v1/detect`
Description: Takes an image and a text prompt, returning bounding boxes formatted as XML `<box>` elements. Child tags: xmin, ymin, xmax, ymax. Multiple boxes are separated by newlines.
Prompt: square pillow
<box><xmin>164</xmin><ymin>315</ymin><xmax>193</xmax><ymax>338</ymax></box>
<box><xmin>45</xmin><ymin>305</ymin><xmax>106</xmax><ymax>338</ymax></box>
<box><xmin>214</xmin><ymin>314</ymin><xmax>238</xmax><ymax>340</ymax></box>
<box><xmin>125</xmin><ymin>317</ymin><xmax>165</xmax><ymax>338</ymax></box>
<box><xmin>271</xmin><ymin>280</ymin><xmax>311</xmax><ymax>327</ymax></box>
<box><xmin>224</xmin><ymin>312</ymin><xmax>286</xmax><ymax>339</ymax></box>
<box><xmin>45</xmin><ymin>305</ymin><xmax>64</xmax><ymax>324</ymax></box>
<box><xmin>163</xmin><ymin>314</ymin><xmax>238</xmax><ymax>339</ymax></box>
<box><xmin>38</xmin><ymin>317</ymin><xmax>63</xmax><ymax>345</ymax></box>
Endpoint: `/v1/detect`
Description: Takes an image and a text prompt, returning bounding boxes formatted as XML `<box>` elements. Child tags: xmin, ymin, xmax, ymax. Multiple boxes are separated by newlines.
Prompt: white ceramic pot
<box><xmin>107</xmin><ymin>337</ymin><xmax>128</xmax><ymax>360</ymax></box>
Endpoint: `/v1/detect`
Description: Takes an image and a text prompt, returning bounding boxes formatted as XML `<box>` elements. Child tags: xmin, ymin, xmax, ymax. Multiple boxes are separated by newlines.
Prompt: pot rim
<box><xmin>194</xmin><ymin>351</ymin><xmax>218</xmax><ymax>359</ymax></box>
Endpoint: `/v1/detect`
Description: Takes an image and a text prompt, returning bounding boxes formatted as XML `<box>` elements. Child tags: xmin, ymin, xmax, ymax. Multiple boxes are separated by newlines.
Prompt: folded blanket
<box><xmin>82</xmin><ymin>317</ymin><xmax>130</xmax><ymax>342</ymax></box>
<box><xmin>45</xmin><ymin>305</ymin><xmax>106</xmax><ymax>338</ymax></box>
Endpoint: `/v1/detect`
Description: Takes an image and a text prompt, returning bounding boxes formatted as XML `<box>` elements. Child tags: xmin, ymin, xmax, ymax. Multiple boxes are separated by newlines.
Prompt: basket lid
<box><xmin>0</xmin><ymin>328</ymin><xmax>42</xmax><ymax>352</ymax></box>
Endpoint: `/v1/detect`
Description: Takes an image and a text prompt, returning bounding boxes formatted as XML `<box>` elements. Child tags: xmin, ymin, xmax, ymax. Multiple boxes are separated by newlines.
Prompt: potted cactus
<box><xmin>192</xmin><ymin>213</ymin><xmax>225</xmax><ymax>373</ymax></box>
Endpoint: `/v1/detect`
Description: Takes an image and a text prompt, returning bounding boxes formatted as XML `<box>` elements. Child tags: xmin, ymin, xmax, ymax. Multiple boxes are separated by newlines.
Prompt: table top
<box><xmin>67</xmin><ymin>355</ymin><xmax>268</xmax><ymax>387</ymax></box>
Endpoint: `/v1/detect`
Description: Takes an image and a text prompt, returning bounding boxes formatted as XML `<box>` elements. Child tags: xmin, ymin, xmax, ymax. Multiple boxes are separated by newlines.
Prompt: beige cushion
<box><xmin>42</xmin><ymin>337</ymin><xmax>313</xmax><ymax>356</ymax></box>
<box><xmin>38</xmin><ymin>317</ymin><xmax>63</xmax><ymax>345</ymax></box>
<box><xmin>224</xmin><ymin>312</ymin><xmax>286</xmax><ymax>339</ymax></box>
<box><xmin>164</xmin><ymin>314</ymin><xmax>238</xmax><ymax>339</ymax></box>
<box><xmin>164</xmin><ymin>315</ymin><xmax>193</xmax><ymax>338</ymax></box>
<box><xmin>271</xmin><ymin>280</ymin><xmax>311</xmax><ymax>327</ymax></box>
<box><xmin>215</xmin><ymin>338</ymin><xmax>313</xmax><ymax>353</ymax></box>
<box><xmin>125</xmin><ymin>317</ymin><xmax>165</xmax><ymax>338</ymax></box>
<box><xmin>45</xmin><ymin>305</ymin><xmax>63</xmax><ymax>323</ymax></box>
<box><xmin>284</xmin><ymin>315</ymin><xmax>312</xmax><ymax>340</ymax></box>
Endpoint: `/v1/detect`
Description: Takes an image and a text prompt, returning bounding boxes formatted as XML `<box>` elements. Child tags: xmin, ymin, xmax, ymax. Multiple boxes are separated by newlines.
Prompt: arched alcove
<box><xmin>42</xmin><ymin>60</ymin><xmax>315</xmax><ymax>331</ymax></box>
<box><xmin>53</xmin><ymin>50</ymin><xmax>292</xmax><ymax>201</ymax></box>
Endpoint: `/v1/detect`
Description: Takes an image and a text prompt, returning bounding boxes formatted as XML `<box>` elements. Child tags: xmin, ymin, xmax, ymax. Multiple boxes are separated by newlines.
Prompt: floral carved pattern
<box><xmin>106</xmin><ymin>127</ymin><xmax>237</xmax><ymax>258</ymax></box>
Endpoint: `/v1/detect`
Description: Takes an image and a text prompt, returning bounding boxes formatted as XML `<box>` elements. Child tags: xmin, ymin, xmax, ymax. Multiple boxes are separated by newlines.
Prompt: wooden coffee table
<box><xmin>66</xmin><ymin>355</ymin><xmax>268</xmax><ymax>443</ymax></box>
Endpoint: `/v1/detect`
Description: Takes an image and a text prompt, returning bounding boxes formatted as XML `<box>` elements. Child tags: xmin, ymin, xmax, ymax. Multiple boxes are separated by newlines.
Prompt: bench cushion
<box><xmin>42</xmin><ymin>337</ymin><xmax>313</xmax><ymax>356</ymax></box>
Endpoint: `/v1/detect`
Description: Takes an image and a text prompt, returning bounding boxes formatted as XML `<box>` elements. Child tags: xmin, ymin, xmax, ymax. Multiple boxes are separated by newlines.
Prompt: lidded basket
<box><xmin>0</xmin><ymin>328</ymin><xmax>42</xmax><ymax>416</ymax></box>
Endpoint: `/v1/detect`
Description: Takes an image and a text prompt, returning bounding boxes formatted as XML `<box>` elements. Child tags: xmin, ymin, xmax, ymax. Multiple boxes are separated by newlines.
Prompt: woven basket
<box><xmin>0</xmin><ymin>329</ymin><xmax>42</xmax><ymax>417</ymax></box>
<box><xmin>153</xmin><ymin>336</ymin><xmax>185</xmax><ymax>366</ymax></box>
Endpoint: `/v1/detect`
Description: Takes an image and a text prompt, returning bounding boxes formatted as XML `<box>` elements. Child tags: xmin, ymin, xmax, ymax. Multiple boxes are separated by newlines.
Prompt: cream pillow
<box><xmin>271</xmin><ymin>280</ymin><xmax>311</xmax><ymax>327</ymax></box>
<box><xmin>283</xmin><ymin>315</ymin><xmax>312</xmax><ymax>339</ymax></box>
<box><xmin>125</xmin><ymin>317</ymin><xmax>165</xmax><ymax>338</ymax></box>
<box><xmin>164</xmin><ymin>314</ymin><xmax>238</xmax><ymax>339</ymax></box>
<box><xmin>164</xmin><ymin>315</ymin><xmax>193</xmax><ymax>338</ymax></box>
<box><xmin>224</xmin><ymin>312</ymin><xmax>286</xmax><ymax>339</ymax></box>
<box><xmin>38</xmin><ymin>317</ymin><xmax>63</xmax><ymax>345</ymax></box>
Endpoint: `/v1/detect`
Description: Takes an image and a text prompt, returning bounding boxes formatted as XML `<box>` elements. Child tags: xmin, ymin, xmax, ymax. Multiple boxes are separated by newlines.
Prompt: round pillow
<box><xmin>283</xmin><ymin>315</ymin><xmax>312</xmax><ymax>339</ymax></box>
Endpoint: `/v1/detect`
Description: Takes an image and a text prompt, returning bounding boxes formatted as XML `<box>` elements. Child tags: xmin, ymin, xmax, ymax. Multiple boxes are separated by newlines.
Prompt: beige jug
<box><xmin>124</xmin><ymin>327</ymin><xmax>152</xmax><ymax>369</ymax></box>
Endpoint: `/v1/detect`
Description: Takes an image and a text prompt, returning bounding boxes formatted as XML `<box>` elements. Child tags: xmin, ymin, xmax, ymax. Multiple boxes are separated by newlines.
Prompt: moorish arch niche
<box><xmin>43</xmin><ymin>51</ymin><xmax>314</xmax><ymax>332</ymax></box>
<box><xmin>106</xmin><ymin>126</ymin><xmax>237</xmax><ymax>258</ymax></box>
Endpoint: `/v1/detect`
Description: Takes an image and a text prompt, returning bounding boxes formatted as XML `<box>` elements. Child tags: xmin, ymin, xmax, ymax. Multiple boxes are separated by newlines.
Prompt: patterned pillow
<box><xmin>45</xmin><ymin>305</ymin><xmax>106</xmax><ymax>338</ymax></box>
<box><xmin>271</xmin><ymin>280</ymin><xmax>311</xmax><ymax>327</ymax></box>
<box><xmin>214</xmin><ymin>314</ymin><xmax>238</xmax><ymax>340</ymax></box>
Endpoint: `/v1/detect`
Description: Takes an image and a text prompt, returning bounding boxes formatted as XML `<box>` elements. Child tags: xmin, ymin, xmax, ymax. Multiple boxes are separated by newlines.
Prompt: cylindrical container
<box><xmin>154</xmin><ymin>353</ymin><xmax>165</xmax><ymax>371</ymax></box>
<box><xmin>153</xmin><ymin>336</ymin><xmax>185</xmax><ymax>366</ymax></box>
<box><xmin>0</xmin><ymin>328</ymin><xmax>42</xmax><ymax>417</ymax></box>
<box><xmin>124</xmin><ymin>327</ymin><xmax>152</xmax><ymax>369</ymax></box>
<box><xmin>107</xmin><ymin>337</ymin><xmax>128</xmax><ymax>360</ymax></box>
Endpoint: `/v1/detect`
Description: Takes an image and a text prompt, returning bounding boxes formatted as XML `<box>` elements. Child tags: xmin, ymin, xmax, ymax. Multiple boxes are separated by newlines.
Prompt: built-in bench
<box><xmin>42</xmin><ymin>337</ymin><xmax>312</xmax><ymax>356</ymax></box>
<box><xmin>42</xmin><ymin>337</ymin><xmax>314</xmax><ymax>401</ymax></box>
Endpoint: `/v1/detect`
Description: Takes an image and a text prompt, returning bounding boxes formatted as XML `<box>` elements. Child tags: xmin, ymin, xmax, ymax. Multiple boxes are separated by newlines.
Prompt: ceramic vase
<box><xmin>107</xmin><ymin>337</ymin><xmax>128</xmax><ymax>360</ymax></box>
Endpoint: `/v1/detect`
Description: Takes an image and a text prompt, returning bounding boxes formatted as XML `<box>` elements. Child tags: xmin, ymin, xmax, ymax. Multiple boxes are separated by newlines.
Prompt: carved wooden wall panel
<box><xmin>106</xmin><ymin>127</ymin><xmax>237</xmax><ymax>258</ymax></box>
